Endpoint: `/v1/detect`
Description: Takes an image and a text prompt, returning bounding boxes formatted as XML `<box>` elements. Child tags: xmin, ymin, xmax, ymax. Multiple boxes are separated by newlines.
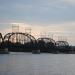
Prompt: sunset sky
<box><xmin>0</xmin><ymin>0</ymin><xmax>75</xmax><ymax>45</ymax></box>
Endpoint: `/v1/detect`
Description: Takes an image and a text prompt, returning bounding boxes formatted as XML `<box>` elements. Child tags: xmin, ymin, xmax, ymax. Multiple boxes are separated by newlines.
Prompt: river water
<box><xmin>0</xmin><ymin>53</ymin><xmax>75</xmax><ymax>75</ymax></box>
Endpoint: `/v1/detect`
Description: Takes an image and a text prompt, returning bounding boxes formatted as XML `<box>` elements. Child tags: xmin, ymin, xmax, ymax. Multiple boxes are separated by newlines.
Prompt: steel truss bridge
<box><xmin>0</xmin><ymin>32</ymin><xmax>37</xmax><ymax>52</ymax></box>
<box><xmin>4</xmin><ymin>32</ymin><xmax>36</xmax><ymax>44</ymax></box>
<box><xmin>0</xmin><ymin>32</ymin><xmax>70</xmax><ymax>53</ymax></box>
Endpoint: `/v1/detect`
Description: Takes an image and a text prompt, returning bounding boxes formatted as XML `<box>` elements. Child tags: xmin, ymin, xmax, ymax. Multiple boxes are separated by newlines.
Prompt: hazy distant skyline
<box><xmin>0</xmin><ymin>0</ymin><xmax>75</xmax><ymax>45</ymax></box>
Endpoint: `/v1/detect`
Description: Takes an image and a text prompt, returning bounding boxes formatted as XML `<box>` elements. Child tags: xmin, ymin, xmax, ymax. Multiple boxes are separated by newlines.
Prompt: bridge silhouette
<box><xmin>0</xmin><ymin>31</ymin><xmax>74</xmax><ymax>54</ymax></box>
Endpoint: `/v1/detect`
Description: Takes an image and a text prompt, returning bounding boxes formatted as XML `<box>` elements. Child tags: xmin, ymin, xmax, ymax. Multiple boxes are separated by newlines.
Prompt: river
<box><xmin>0</xmin><ymin>52</ymin><xmax>75</xmax><ymax>75</ymax></box>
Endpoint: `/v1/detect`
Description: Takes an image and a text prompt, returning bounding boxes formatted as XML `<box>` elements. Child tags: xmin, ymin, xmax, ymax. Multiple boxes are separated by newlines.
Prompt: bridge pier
<box><xmin>32</xmin><ymin>50</ymin><xmax>40</xmax><ymax>54</ymax></box>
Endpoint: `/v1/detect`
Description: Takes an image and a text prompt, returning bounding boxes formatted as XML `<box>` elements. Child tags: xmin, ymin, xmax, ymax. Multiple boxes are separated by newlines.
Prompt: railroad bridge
<box><xmin>37</xmin><ymin>38</ymin><xmax>56</xmax><ymax>52</ymax></box>
<box><xmin>3</xmin><ymin>32</ymin><xmax>37</xmax><ymax>52</ymax></box>
<box><xmin>55</xmin><ymin>41</ymin><xmax>70</xmax><ymax>53</ymax></box>
<box><xmin>0</xmin><ymin>32</ymin><xmax>70</xmax><ymax>53</ymax></box>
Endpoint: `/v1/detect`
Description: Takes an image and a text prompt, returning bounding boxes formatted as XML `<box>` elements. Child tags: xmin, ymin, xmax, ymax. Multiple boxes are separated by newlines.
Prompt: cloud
<box><xmin>0</xmin><ymin>0</ymin><xmax>75</xmax><ymax>45</ymax></box>
<box><xmin>63</xmin><ymin>0</ymin><xmax>75</xmax><ymax>4</ymax></box>
<box><xmin>0</xmin><ymin>21</ymin><xmax>75</xmax><ymax>45</ymax></box>
<box><xmin>0</xmin><ymin>0</ymin><xmax>75</xmax><ymax>23</ymax></box>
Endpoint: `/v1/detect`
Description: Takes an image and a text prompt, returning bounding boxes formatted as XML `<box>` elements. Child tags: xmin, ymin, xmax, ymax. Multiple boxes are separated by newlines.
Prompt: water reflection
<box><xmin>0</xmin><ymin>53</ymin><xmax>75</xmax><ymax>75</ymax></box>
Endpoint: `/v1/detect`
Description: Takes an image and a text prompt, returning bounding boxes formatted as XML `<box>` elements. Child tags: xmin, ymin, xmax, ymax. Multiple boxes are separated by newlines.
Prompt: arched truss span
<box><xmin>56</xmin><ymin>41</ymin><xmax>69</xmax><ymax>47</ymax></box>
<box><xmin>37</xmin><ymin>38</ymin><xmax>56</xmax><ymax>45</ymax></box>
<box><xmin>4</xmin><ymin>32</ymin><xmax>36</xmax><ymax>44</ymax></box>
<box><xmin>0</xmin><ymin>33</ymin><xmax>3</xmax><ymax>43</ymax></box>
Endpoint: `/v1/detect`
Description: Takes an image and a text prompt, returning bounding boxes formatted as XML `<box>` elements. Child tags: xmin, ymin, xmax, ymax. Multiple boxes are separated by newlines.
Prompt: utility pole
<box><xmin>25</xmin><ymin>27</ymin><xmax>31</xmax><ymax>35</ymax></box>
<box><xmin>12</xmin><ymin>24</ymin><xmax>19</xmax><ymax>43</ymax></box>
<box><xmin>12</xmin><ymin>24</ymin><xmax>19</xmax><ymax>33</ymax></box>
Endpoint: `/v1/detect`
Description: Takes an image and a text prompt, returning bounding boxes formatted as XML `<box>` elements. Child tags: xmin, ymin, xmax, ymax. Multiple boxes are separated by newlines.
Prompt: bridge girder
<box><xmin>4</xmin><ymin>32</ymin><xmax>37</xmax><ymax>44</ymax></box>
<box><xmin>37</xmin><ymin>38</ymin><xmax>56</xmax><ymax>45</ymax></box>
<box><xmin>0</xmin><ymin>33</ymin><xmax>3</xmax><ymax>43</ymax></box>
<box><xmin>56</xmin><ymin>41</ymin><xmax>69</xmax><ymax>47</ymax></box>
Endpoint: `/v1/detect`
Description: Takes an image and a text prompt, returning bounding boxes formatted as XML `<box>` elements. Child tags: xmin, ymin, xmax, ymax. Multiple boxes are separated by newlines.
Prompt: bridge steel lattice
<box><xmin>56</xmin><ymin>41</ymin><xmax>69</xmax><ymax>47</ymax></box>
<box><xmin>55</xmin><ymin>41</ymin><xmax>70</xmax><ymax>53</ymax></box>
<box><xmin>3</xmin><ymin>32</ymin><xmax>37</xmax><ymax>52</ymax></box>
<box><xmin>0</xmin><ymin>33</ymin><xmax>3</xmax><ymax>43</ymax></box>
<box><xmin>37</xmin><ymin>38</ymin><xmax>56</xmax><ymax>53</ymax></box>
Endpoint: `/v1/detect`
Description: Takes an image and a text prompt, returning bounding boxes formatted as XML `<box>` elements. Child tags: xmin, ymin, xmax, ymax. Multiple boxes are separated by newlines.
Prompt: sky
<box><xmin>0</xmin><ymin>0</ymin><xmax>75</xmax><ymax>45</ymax></box>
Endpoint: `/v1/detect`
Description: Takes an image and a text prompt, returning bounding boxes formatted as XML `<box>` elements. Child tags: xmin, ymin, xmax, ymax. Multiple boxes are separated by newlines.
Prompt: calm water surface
<box><xmin>0</xmin><ymin>53</ymin><xmax>75</xmax><ymax>75</ymax></box>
